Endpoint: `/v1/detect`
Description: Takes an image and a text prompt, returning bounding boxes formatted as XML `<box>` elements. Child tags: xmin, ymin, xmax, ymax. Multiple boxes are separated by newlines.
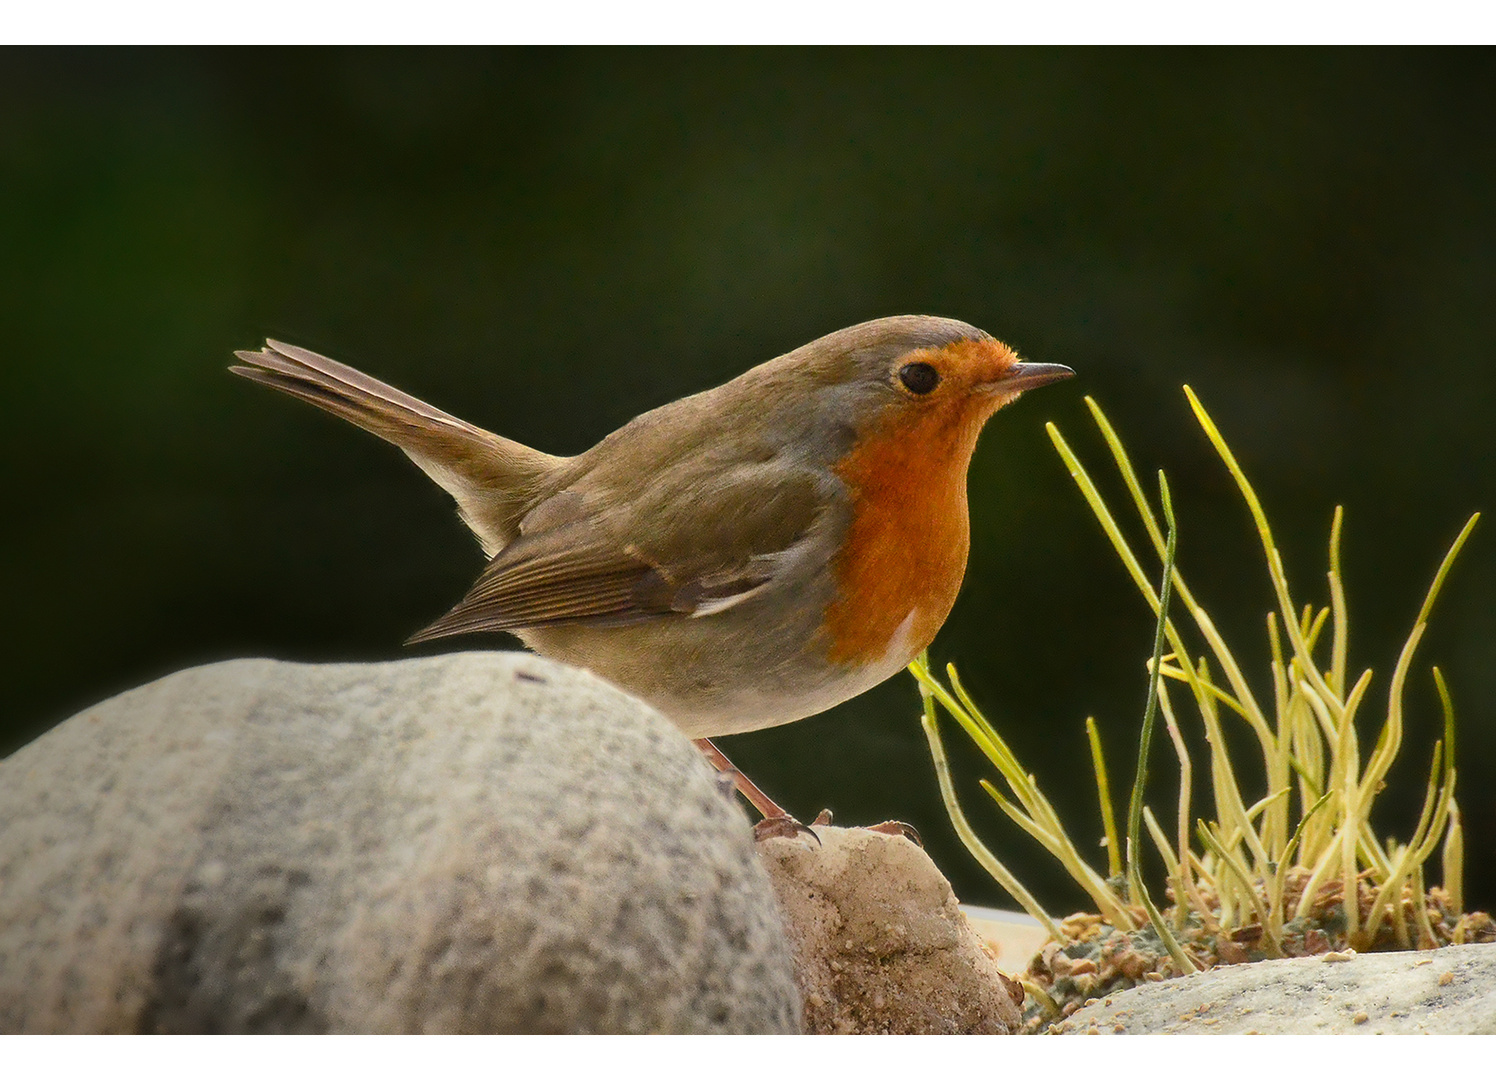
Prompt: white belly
<box><xmin>665</xmin><ymin>609</ymin><xmax>922</xmax><ymax>738</ymax></box>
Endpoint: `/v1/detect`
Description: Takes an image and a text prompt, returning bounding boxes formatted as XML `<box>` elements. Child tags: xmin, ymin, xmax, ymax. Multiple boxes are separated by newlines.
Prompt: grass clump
<box><xmin>912</xmin><ymin>387</ymin><xmax>1491</xmax><ymax>1030</ymax></box>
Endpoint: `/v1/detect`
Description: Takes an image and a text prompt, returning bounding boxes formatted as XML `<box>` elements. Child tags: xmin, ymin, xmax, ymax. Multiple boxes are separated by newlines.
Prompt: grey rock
<box><xmin>1058</xmin><ymin>943</ymin><xmax>1496</xmax><ymax>1034</ymax></box>
<box><xmin>0</xmin><ymin>653</ymin><xmax>800</xmax><ymax>1033</ymax></box>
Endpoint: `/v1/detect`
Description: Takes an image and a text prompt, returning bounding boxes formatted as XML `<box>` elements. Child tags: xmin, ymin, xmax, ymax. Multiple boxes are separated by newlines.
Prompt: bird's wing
<box><xmin>407</xmin><ymin>462</ymin><xmax>833</xmax><ymax>642</ymax></box>
<box><xmin>231</xmin><ymin>340</ymin><xmax>564</xmax><ymax>556</ymax></box>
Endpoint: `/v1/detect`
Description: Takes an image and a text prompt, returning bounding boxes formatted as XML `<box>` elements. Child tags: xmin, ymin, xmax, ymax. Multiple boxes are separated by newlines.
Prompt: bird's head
<box><xmin>785</xmin><ymin>315</ymin><xmax>1074</xmax><ymax>446</ymax></box>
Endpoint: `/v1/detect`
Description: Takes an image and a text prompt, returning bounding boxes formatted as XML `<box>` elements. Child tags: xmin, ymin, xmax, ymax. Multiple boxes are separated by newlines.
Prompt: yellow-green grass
<box><xmin>913</xmin><ymin>389</ymin><xmax>1487</xmax><ymax>1024</ymax></box>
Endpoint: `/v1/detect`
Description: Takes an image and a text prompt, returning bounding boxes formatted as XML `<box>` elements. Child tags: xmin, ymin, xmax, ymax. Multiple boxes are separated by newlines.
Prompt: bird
<box><xmin>231</xmin><ymin>316</ymin><xmax>1072</xmax><ymax>836</ymax></box>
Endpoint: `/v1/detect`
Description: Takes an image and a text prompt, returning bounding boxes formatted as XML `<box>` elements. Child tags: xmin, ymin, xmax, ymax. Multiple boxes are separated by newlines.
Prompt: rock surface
<box><xmin>759</xmin><ymin>825</ymin><xmax>1023</xmax><ymax>1034</ymax></box>
<box><xmin>1058</xmin><ymin>942</ymin><xmax>1496</xmax><ymax>1034</ymax></box>
<box><xmin>0</xmin><ymin>653</ymin><xmax>800</xmax><ymax>1033</ymax></box>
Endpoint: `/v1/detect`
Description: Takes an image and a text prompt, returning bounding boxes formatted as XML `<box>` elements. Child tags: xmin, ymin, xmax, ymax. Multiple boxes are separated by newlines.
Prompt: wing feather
<box><xmin>407</xmin><ymin>465</ymin><xmax>833</xmax><ymax>643</ymax></box>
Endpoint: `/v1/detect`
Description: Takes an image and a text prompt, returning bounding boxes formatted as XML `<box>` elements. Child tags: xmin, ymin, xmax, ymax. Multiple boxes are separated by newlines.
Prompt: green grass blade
<box><xmin>919</xmin><ymin>690</ymin><xmax>1066</xmax><ymax>941</ymax></box>
<box><xmin>1328</xmin><ymin>507</ymin><xmax>1348</xmax><ymax>698</ymax></box>
<box><xmin>1443</xmin><ymin>801</ymin><xmax>1464</xmax><ymax>916</ymax></box>
<box><xmin>1125</xmin><ymin>471</ymin><xmax>1200</xmax><ymax>973</ymax></box>
<box><xmin>1088</xmin><ymin>717</ymin><xmax>1124</xmax><ymax>881</ymax></box>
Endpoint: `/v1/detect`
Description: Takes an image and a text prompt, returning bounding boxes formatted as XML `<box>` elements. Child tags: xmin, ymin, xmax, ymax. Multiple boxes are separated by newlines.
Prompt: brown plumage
<box><xmin>232</xmin><ymin>317</ymin><xmax>1072</xmax><ymax>747</ymax></box>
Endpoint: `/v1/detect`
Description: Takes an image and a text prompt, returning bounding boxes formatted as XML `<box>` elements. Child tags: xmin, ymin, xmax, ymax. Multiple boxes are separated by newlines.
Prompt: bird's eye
<box><xmin>898</xmin><ymin>361</ymin><xmax>940</xmax><ymax>395</ymax></box>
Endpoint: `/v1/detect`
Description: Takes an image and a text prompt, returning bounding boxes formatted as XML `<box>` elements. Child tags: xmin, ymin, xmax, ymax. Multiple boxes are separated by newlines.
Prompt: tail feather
<box><xmin>232</xmin><ymin>341</ymin><xmax>564</xmax><ymax>556</ymax></box>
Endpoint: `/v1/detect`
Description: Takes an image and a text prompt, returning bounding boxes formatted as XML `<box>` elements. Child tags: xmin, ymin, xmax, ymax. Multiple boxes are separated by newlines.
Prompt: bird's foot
<box><xmin>752</xmin><ymin>813</ymin><xmax>821</xmax><ymax>845</ymax></box>
<box><xmin>865</xmin><ymin>819</ymin><xmax>923</xmax><ymax>847</ymax></box>
<box><xmin>809</xmin><ymin>809</ymin><xmax>922</xmax><ymax>847</ymax></box>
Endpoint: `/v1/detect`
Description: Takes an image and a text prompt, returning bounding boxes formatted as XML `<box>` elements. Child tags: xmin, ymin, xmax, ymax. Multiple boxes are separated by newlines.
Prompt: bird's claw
<box><xmin>753</xmin><ymin>814</ymin><xmax>821</xmax><ymax>845</ymax></box>
<box><xmin>745</xmin><ymin>802</ymin><xmax>917</xmax><ymax>847</ymax></box>
<box><xmin>864</xmin><ymin>819</ymin><xmax>923</xmax><ymax>847</ymax></box>
<box><xmin>808</xmin><ymin>808</ymin><xmax>922</xmax><ymax>847</ymax></box>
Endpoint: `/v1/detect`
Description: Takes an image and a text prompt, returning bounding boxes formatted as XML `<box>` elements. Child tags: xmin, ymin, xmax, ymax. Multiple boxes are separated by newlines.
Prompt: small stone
<box><xmin>1353</xmin><ymin>1012</ymin><xmax>1369</xmax><ymax>1025</ymax></box>
<box><xmin>1439</xmin><ymin>971</ymin><xmax>1455</xmax><ymax>987</ymax></box>
<box><xmin>759</xmin><ymin>826</ymin><xmax>1022</xmax><ymax>1035</ymax></box>
<box><xmin>1216</xmin><ymin>940</ymin><xmax>1249</xmax><ymax>965</ymax></box>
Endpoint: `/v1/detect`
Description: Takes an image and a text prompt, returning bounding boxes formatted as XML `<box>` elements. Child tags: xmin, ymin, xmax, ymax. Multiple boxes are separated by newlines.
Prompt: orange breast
<box><xmin>822</xmin><ymin>402</ymin><xmax>987</xmax><ymax>667</ymax></box>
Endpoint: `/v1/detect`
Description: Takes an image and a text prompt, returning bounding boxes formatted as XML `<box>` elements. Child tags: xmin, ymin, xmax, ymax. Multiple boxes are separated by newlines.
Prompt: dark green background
<box><xmin>5</xmin><ymin>48</ymin><xmax>1494</xmax><ymax>915</ymax></box>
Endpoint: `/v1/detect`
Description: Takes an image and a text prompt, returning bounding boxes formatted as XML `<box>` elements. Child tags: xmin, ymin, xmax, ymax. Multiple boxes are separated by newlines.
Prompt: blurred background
<box><xmin>4</xmin><ymin>47</ymin><xmax>1494</xmax><ymax>915</ymax></box>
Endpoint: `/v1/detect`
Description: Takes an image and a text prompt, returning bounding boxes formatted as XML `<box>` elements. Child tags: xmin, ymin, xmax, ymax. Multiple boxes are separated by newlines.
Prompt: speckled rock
<box><xmin>1057</xmin><ymin>942</ymin><xmax>1496</xmax><ymax>1034</ymax></box>
<box><xmin>758</xmin><ymin>825</ymin><xmax>1023</xmax><ymax>1034</ymax></box>
<box><xmin>0</xmin><ymin>653</ymin><xmax>799</xmax><ymax>1033</ymax></box>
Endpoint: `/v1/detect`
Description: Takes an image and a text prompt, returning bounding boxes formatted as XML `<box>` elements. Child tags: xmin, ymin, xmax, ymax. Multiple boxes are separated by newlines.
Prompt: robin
<box><xmin>232</xmin><ymin>316</ymin><xmax>1072</xmax><ymax>837</ymax></box>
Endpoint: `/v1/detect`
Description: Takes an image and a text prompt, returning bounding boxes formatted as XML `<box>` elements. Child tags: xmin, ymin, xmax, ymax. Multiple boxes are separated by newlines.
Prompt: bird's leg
<box><xmin>693</xmin><ymin>740</ymin><xmax>919</xmax><ymax>846</ymax></box>
<box><xmin>693</xmin><ymin>737</ymin><xmax>785</xmax><ymax>817</ymax></box>
<box><xmin>693</xmin><ymin>738</ymin><xmax>818</xmax><ymax>843</ymax></box>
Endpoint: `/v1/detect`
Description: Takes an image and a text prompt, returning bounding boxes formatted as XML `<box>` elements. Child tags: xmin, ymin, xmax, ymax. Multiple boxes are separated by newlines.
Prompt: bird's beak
<box><xmin>981</xmin><ymin>361</ymin><xmax>1076</xmax><ymax>395</ymax></box>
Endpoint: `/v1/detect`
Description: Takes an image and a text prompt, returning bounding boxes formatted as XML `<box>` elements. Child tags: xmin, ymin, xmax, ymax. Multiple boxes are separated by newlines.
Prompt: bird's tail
<box><xmin>232</xmin><ymin>340</ymin><xmax>564</xmax><ymax>556</ymax></box>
